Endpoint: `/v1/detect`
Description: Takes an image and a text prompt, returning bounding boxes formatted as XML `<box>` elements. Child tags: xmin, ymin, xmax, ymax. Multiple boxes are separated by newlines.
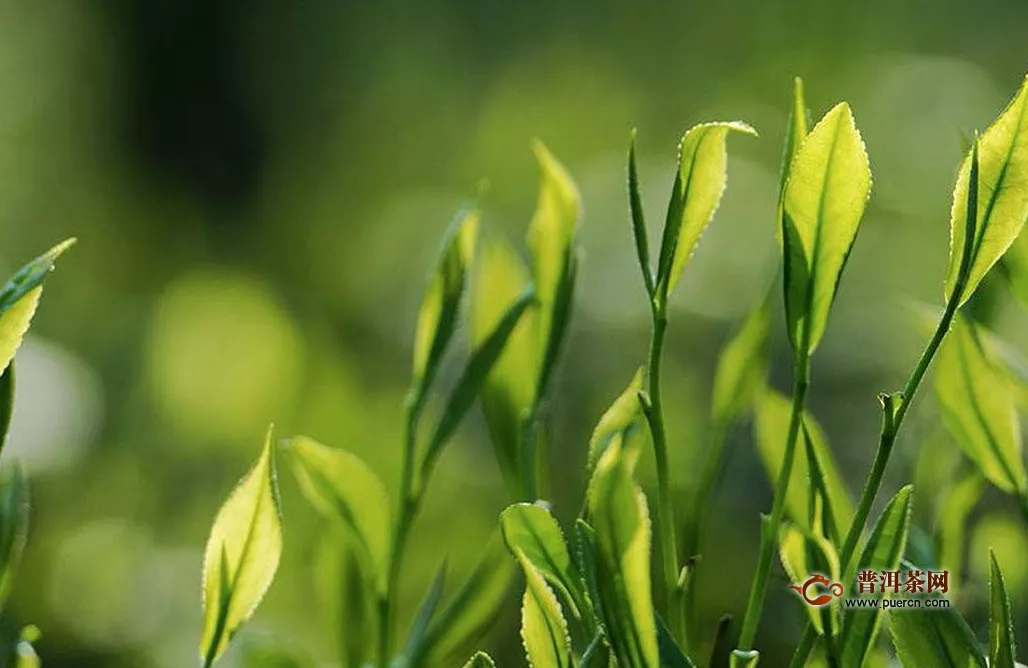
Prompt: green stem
<box><xmin>641</xmin><ymin>304</ymin><xmax>686</xmax><ymax>646</ymax></box>
<box><xmin>521</xmin><ymin>405</ymin><xmax>541</xmax><ymax>500</ymax></box>
<box><xmin>379</xmin><ymin>395</ymin><xmax>421</xmax><ymax>668</ymax></box>
<box><xmin>736</xmin><ymin>353</ymin><xmax>810</xmax><ymax>651</ymax></box>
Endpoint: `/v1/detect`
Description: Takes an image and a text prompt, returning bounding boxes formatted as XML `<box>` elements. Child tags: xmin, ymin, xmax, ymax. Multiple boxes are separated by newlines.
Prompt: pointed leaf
<box><xmin>946</xmin><ymin>75</ymin><xmax>1028</xmax><ymax>306</ymax></box>
<box><xmin>840</xmin><ymin>486</ymin><xmax>914</xmax><ymax>668</ymax></box>
<box><xmin>0</xmin><ymin>238</ymin><xmax>74</xmax><ymax>316</ymax></box>
<box><xmin>782</xmin><ymin>103</ymin><xmax>872</xmax><ymax>354</ymax></box>
<box><xmin>711</xmin><ymin>292</ymin><xmax>772</xmax><ymax>425</ymax></box>
<box><xmin>462</xmin><ymin>652</ymin><xmax>497</xmax><ymax>668</ymax></box>
<box><xmin>990</xmin><ymin>550</ymin><xmax>1017</xmax><ymax>668</ymax></box>
<box><xmin>284</xmin><ymin>436</ymin><xmax>391</xmax><ymax>590</ymax></box>
<box><xmin>754</xmin><ymin>389</ymin><xmax>852</xmax><ymax>536</ymax></box>
<box><xmin>200</xmin><ymin>427</ymin><xmax>283</xmax><ymax>666</ymax></box>
<box><xmin>934</xmin><ymin>316</ymin><xmax>1027</xmax><ymax>494</ymax></box>
<box><xmin>0</xmin><ymin>463</ymin><xmax>28</xmax><ymax>612</ymax></box>
<box><xmin>471</xmin><ymin>240</ymin><xmax>538</xmax><ymax>495</ymax></box>
<box><xmin>656</xmin><ymin>613</ymin><xmax>698</xmax><ymax>668</ymax></box>
<box><xmin>657</xmin><ymin>121</ymin><xmax>757</xmax><ymax>299</ymax></box>
<box><xmin>628</xmin><ymin>130</ymin><xmax>655</xmax><ymax>296</ymax></box>
<box><xmin>500</xmin><ymin>503</ymin><xmax>580</xmax><ymax>617</ymax></box>
<box><xmin>400</xmin><ymin>562</ymin><xmax>448</xmax><ymax>662</ymax></box>
<box><xmin>587</xmin><ymin>368</ymin><xmax>646</xmax><ymax>473</ymax></box>
<box><xmin>587</xmin><ymin>441</ymin><xmax>659</xmax><ymax>668</ymax></box>
<box><xmin>518</xmin><ymin>550</ymin><xmax>572</xmax><ymax>668</ymax></box>
<box><xmin>412</xmin><ymin>207</ymin><xmax>479</xmax><ymax>393</ymax></box>
<box><xmin>888</xmin><ymin>597</ymin><xmax>987</xmax><ymax>668</ymax></box>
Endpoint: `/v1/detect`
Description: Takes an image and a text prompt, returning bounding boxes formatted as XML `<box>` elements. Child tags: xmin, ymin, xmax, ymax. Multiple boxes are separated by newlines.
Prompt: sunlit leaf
<box><xmin>888</xmin><ymin>587</ymin><xmax>986</xmax><ymax>668</ymax></box>
<box><xmin>412</xmin><ymin>207</ymin><xmax>479</xmax><ymax>393</ymax></box>
<box><xmin>990</xmin><ymin>550</ymin><xmax>1017</xmax><ymax>668</ymax></box>
<box><xmin>284</xmin><ymin>436</ymin><xmax>391</xmax><ymax>590</ymax></box>
<box><xmin>200</xmin><ymin>427</ymin><xmax>283</xmax><ymax>666</ymax></box>
<box><xmin>656</xmin><ymin>121</ymin><xmax>757</xmax><ymax>299</ymax></box>
<box><xmin>471</xmin><ymin>240</ymin><xmax>538</xmax><ymax>496</ymax></box>
<box><xmin>946</xmin><ymin>75</ymin><xmax>1028</xmax><ymax>306</ymax></box>
<box><xmin>518</xmin><ymin>550</ymin><xmax>572</xmax><ymax>668</ymax></box>
<box><xmin>782</xmin><ymin>102</ymin><xmax>872</xmax><ymax>354</ymax></box>
<box><xmin>462</xmin><ymin>651</ymin><xmax>497</xmax><ymax>668</ymax></box>
<box><xmin>500</xmin><ymin>503</ymin><xmax>580</xmax><ymax>618</ymax></box>
<box><xmin>934</xmin><ymin>316</ymin><xmax>1027</xmax><ymax>494</ymax></box>
<box><xmin>778</xmin><ymin>520</ymin><xmax>838</xmax><ymax>637</ymax></box>
<box><xmin>840</xmin><ymin>486</ymin><xmax>913</xmax><ymax>668</ymax></box>
<box><xmin>0</xmin><ymin>463</ymin><xmax>28</xmax><ymax>612</ymax></box>
<box><xmin>314</xmin><ymin>532</ymin><xmax>375</xmax><ymax>668</ymax></box>
<box><xmin>711</xmin><ymin>291</ymin><xmax>772</xmax><ymax>426</ymax></box>
<box><xmin>754</xmin><ymin>388</ymin><xmax>852</xmax><ymax>536</ymax></box>
<box><xmin>587</xmin><ymin>368</ymin><xmax>646</xmax><ymax>473</ymax></box>
<box><xmin>417</xmin><ymin>532</ymin><xmax>517</xmax><ymax>666</ymax></box>
<box><xmin>587</xmin><ymin>441</ymin><xmax>659</xmax><ymax>668</ymax></box>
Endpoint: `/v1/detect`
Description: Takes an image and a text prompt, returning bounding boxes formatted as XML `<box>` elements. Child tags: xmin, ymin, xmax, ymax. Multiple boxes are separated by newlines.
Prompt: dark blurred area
<box><xmin>3</xmin><ymin>1</ymin><xmax>1028</xmax><ymax>665</ymax></box>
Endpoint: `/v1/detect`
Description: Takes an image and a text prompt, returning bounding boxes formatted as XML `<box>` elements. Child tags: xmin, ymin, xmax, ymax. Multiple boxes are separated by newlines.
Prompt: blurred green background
<box><xmin>4</xmin><ymin>1</ymin><xmax>1028</xmax><ymax>665</ymax></box>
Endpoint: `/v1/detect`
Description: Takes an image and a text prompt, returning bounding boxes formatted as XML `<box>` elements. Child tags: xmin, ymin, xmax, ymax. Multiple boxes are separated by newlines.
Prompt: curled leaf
<box><xmin>518</xmin><ymin>550</ymin><xmax>572</xmax><ymax>668</ymax></box>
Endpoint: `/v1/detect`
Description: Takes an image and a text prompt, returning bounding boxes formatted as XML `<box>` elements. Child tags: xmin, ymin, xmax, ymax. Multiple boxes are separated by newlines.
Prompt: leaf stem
<box><xmin>736</xmin><ymin>352</ymin><xmax>810</xmax><ymax>650</ymax></box>
<box><xmin>640</xmin><ymin>301</ymin><xmax>686</xmax><ymax>647</ymax></box>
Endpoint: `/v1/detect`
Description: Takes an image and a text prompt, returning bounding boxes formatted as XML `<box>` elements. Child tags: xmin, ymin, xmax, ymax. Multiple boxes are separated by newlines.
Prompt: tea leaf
<box><xmin>0</xmin><ymin>463</ymin><xmax>28</xmax><ymax>612</ymax></box>
<box><xmin>284</xmin><ymin>436</ymin><xmax>391</xmax><ymax>590</ymax></box>
<box><xmin>412</xmin><ymin>207</ymin><xmax>479</xmax><ymax>394</ymax></box>
<box><xmin>0</xmin><ymin>365</ymin><xmax>13</xmax><ymax>456</ymax></box>
<box><xmin>200</xmin><ymin>427</ymin><xmax>283</xmax><ymax>666</ymax></box>
<box><xmin>656</xmin><ymin>613</ymin><xmax>698</xmax><ymax>668</ymax></box>
<box><xmin>989</xmin><ymin>550</ymin><xmax>1017</xmax><ymax>668</ymax></box>
<box><xmin>774</xmin><ymin>78</ymin><xmax>810</xmax><ymax>248</ymax></box>
<box><xmin>424</xmin><ymin>289</ymin><xmax>535</xmax><ymax>476</ymax></box>
<box><xmin>0</xmin><ymin>289</ymin><xmax>39</xmax><ymax>382</ymax></box>
<box><xmin>839</xmin><ymin>485</ymin><xmax>913</xmax><ymax>668</ymax></box>
<box><xmin>782</xmin><ymin>102</ymin><xmax>871</xmax><ymax>354</ymax></box>
<box><xmin>400</xmin><ymin>562</ymin><xmax>448</xmax><ymax>663</ymax></box>
<box><xmin>934</xmin><ymin>316</ymin><xmax>1027</xmax><ymax>494</ymax></box>
<box><xmin>417</xmin><ymin>532</ymin><xmax>517</xmax><ymax>666</ymax></box>
<box><xmin>0</xmin><ymin>238</ymin><xmax>74</xmax><ymax>317</ymax></box>
<box><xmin>754</xmin><ymin>388</ymin><xmax>852</xmax><ymax>536</ymax></box>
<box><xmin>628</xmin><ymin>130</ymin><xmax>655</xmax><ymax>297</ymax></box>
<box><xmin>462</xmin><ymin>651</ymin><xmax>497</xmax><ymax>668</ymax></box>
<box><xmin>518</xmin><ymin>550</ymin><xmax>572</xmax><ymax>668</ymax></box>
<box><xmin>777</xmin><ymin>520</ymin><xmax>838</xmax><ymax>636</ymax></box>
<box><xmin>656</xmin><ymin>121</ymin><xmax>757</xmax><ymax>299</ymax></box>
<box><xmin>587</xmin><ymin>368</ymin><xmax>646</xmax><ymax>473</ymax></box>
<box><xmin>587</xmin><ymin>441</ymin><xmax>659</xmax><ymax>668</ymax></box>
<box><xmin>888</xmin><ymin>591</ymin><xmax>986</xmax><ymax>668</ymax></box>
<box><xmin>314</xmin><ymin>533</ymin><xmax>375</xmax><ymax>668</ymax></box>
<box><xmin>471</xmin><ymin>240</ymin><xmax>538</xmax><ymax>494</ymax></box>
<box><xmin>500</xmin><ymin>503</ymin><xmax>581</xmax><ymax>618</ymax></box>
<box><xmin>946</xmin><ymin>75</ymin><xmax>1028</xmax><ymax>306</ymax></box>
<box><xmin>936</xmin><ymin>473</ymin><xmax>984</xmax><ymax>595</ymax></box>
<box><xmin>712</xmin><ymin>293</ymin><xmax>773</xmax><ymax>426</ymax></box>
<box><xmin>527</xmin><ymin>140</ymin><xmax>580</xmax><ymax>400</ymax></box>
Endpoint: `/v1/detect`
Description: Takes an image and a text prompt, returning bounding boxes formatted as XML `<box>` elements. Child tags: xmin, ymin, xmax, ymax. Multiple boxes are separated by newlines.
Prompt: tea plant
<box><xmin>199</xmin><ymin>72</ymin><xmax>1028</xmax><ymax>668</ymax></box>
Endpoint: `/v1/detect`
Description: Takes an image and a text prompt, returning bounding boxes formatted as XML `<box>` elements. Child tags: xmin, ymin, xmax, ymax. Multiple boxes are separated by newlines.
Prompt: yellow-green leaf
<box><xmin>587</xmin><ymin>441</ymin><xmax>659</xmax><ymax>668</ymax></box>
<box><xmin>990</xmin><ymin>550</ymin><xmax>1017</xmax><ymax>668</ymax></box>
<box><xmin>936</xmin><ymin>473</ymin><xmax>984</xmax><ymax>597</ymax></box>
<box><xmin>500</xmin><ymin>503</ymin><xmax>580</xmax><ymax>618</ymax></box>
<box><xmin>462</xmin><ymin>651</ymin><xmax>497</xmax><ymax>668</ymax></box>
<box><xmin>934</xmin><ymin>317</ymin><xmax>1027</xmax><ymax>494</ymax></box>
<box><xmin>518</xmin><ymin>550</ymin><xmax>572</xmax><ymax>668</ymax></box>
<box><xmin>782</xmin><ymin>103</ymin><xmax>872</xmax><ymax>355</ymax></box>
<box><xmin>754</xmin><ymin>388</ymin><xmax>852</xmax><ymax>536</ymax></box>
<box><xmin>587</xmin><ymin>368</ymin><xmax>646</xmax><ymax>473</ymax></box>
<box><xmin>412</xmin><ymin>207</ymin><xmax>479</xmax><ymax>392</ymax></box>
<box><xmin>946</xmin><ymin>75</ymin><xmax>1028</xmax><ymax>306</ymax></box>
<box><xmin>200</xmin><ymin>427</ymin><xmax>283</xmax><ymax>666</ymax></box>
<box><xmin>711</xmin><ymin>292</ymin><xmax>772</xmax><ymax>425</ymax></box>
<box><xmin>0</xmin><ymin>289</ymin><xmax>40</xmax><ymax>379</ymax></box>
<box><xmin>471</xmin><ymin>240</ymin><xmax>538</xmax><ymax>495</ymax></box>
<box><xmin>284</xmin><ymin>436</ymin><xmax>390</xmax><ymax>591</ymax></box>
<box><xmin>888</xmin><ymin>593</ymin><xmax>987</xmax><ymax>668</ymax></box>
<box><xmin>657</xmin><ymin>121</ymin><xmax>757</xmax><ymax>299</ymax></box>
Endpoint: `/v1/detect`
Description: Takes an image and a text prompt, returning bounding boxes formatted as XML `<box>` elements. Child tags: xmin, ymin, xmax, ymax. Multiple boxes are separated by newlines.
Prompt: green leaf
<box><xmin>989</xmin><ymin>550</ymin><xmax>1017</xmax><ymax>668</ymax></box>
<box><xmin>729</xmin><ymin>650</ymin><xmax>760</xmax><ymax>668</ymax></box>
<box><xmin>314</xmin><ymin>532</ymin><xmax>375</xmax><ymax>668</ymax></box>
<box><xmin>0</xmin><ymin>364</ymin><xmax>14</xmax><ymax>457</ymax></box>
<box><xmin>711</xmin><ymin>292</ymin><xmax>773</xmax><ymax>426</ymax></box>
<box><xmin>782</xmin><ymin>102</ymin><xmax>872</xmax><ymax>355</ymax></box>
<box><xmin>500</xmin><ymin>503</ymin><xmax>580</xmax><ymax>618</ymax></box>
<box><xmin>656</xmin><ymin>613</ymin><xmax>698</xmax><ymax>668</ymax></box>
<box><xmin>424</xmin><ymin>289</ymin><xmax>535</xmax><ymax>477</ymax></box>
<box><xmin>400</xmin><ymin>562</ymin><xmax>448</xmax><ymax>663</ymax></box>
<box><xmin>754</xmin><ymin>388</ymin><xmax>852</xmax><ymax>536</ymax></box>
<box><xmin>284</xmin><ymin>436</ymin><xmax>391</xmax><ymax>591</ymax></box>
<box><xmin>462</xmin><ymin>651</ymin><xmax>497</xmax><ymax>668</ymax></box>
<box><xmin>417</xmin><ymin>532</ymin><xmax>517</xmax><ymax>666</ymax></box>
<box><xmin>471</xmin><ymin>240</ymin><xmax>538</xmax><ymax>495</ymax></box>
<box><xmin>946</xmin><ymin>75</ymin><xmax>1028</xmax><ymax>306</ymax></box>
<box><xmin>241</xmin><ymin>639</ymin><xmax>310</xmax><ymax>668</ymax></box>
<box><xmin>200</xmin><ymin>426</ymin><xmax>283</xmax><ymax>666</ymax></box>
<box><xmin>0</xmin><ymin>290</ymin><xmax>40</xmax><ymax>379</ymax></box>
<box><xmin>0</xmin><ymin>463</ymin><xmax>29</xmax><ymax>612</ymax></box>
<box><xmin>774</xmin><ymin>78</ymin><xmax>810</xmax><ymax>248</ymax></box>
<box><xmin>936</xmin><ymin>473</ymin><xmax>984</xmax><ymax>597</ymax></box>
<box><xmin>839</xmin><ymin>485</ymin><xmax>914</xmax><ymax>668</ymax></box>
<box><xmin>888</xmin><ymin>593</ymin><xmax>986</xmax><ymax>668</ymax></box>
<box><xmin>412</xmin><ymin>206</ymin><xmax>479</xmax><ymax>394</ymax></box>
<box><xmin>587</xmin><ymin>368</ymin><xmax>646</xmax><ymax>473</ymax></box>
<box><xmin>0</xmin><ymin>238</ymin><xmax>75</xmax><ymax>316</ymax></box>
<box><xmin>527</xmin><ymin>140</ymin><xmax>580</xmax><ymax>400</ymax></box>
<box><xmin>587</xmin><ymin>441</ymin><xmax>659</xmax><ymax>668</ymax></box>
<box><xmin>518</xmin><ymin>550</ymin><xmax>572</xmax><ymax>668</ymax></box>
<box><xmin>777</xmin><ymin>520</ymin><xmax>839</xmax><ymax>637</ymax></box>
<box><xmin>12</xmin><ymin>625</ymin><xmax>40</xmax><ymax>668</ymax></box>
<box><xmin>628</xmin><ymin>130</ymin><xmax>655</xmax><ymax>297</ymax></box>
<box><xmin>934</xmin><ymin>316</ymin><xmax>1027</xmax><ymax>494</ymax></box>
<box><xmin>656</xmin><ymin>121</ymin><xmax>757</xmax><ymax>300</ymax></box>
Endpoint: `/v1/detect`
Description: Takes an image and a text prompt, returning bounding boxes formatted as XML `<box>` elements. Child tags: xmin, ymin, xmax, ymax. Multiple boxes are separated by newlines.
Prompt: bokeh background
<box><xmin>3</xmin><ymin>1</ymin><xmax>1028</xmax><ymax>666</ymax></box>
